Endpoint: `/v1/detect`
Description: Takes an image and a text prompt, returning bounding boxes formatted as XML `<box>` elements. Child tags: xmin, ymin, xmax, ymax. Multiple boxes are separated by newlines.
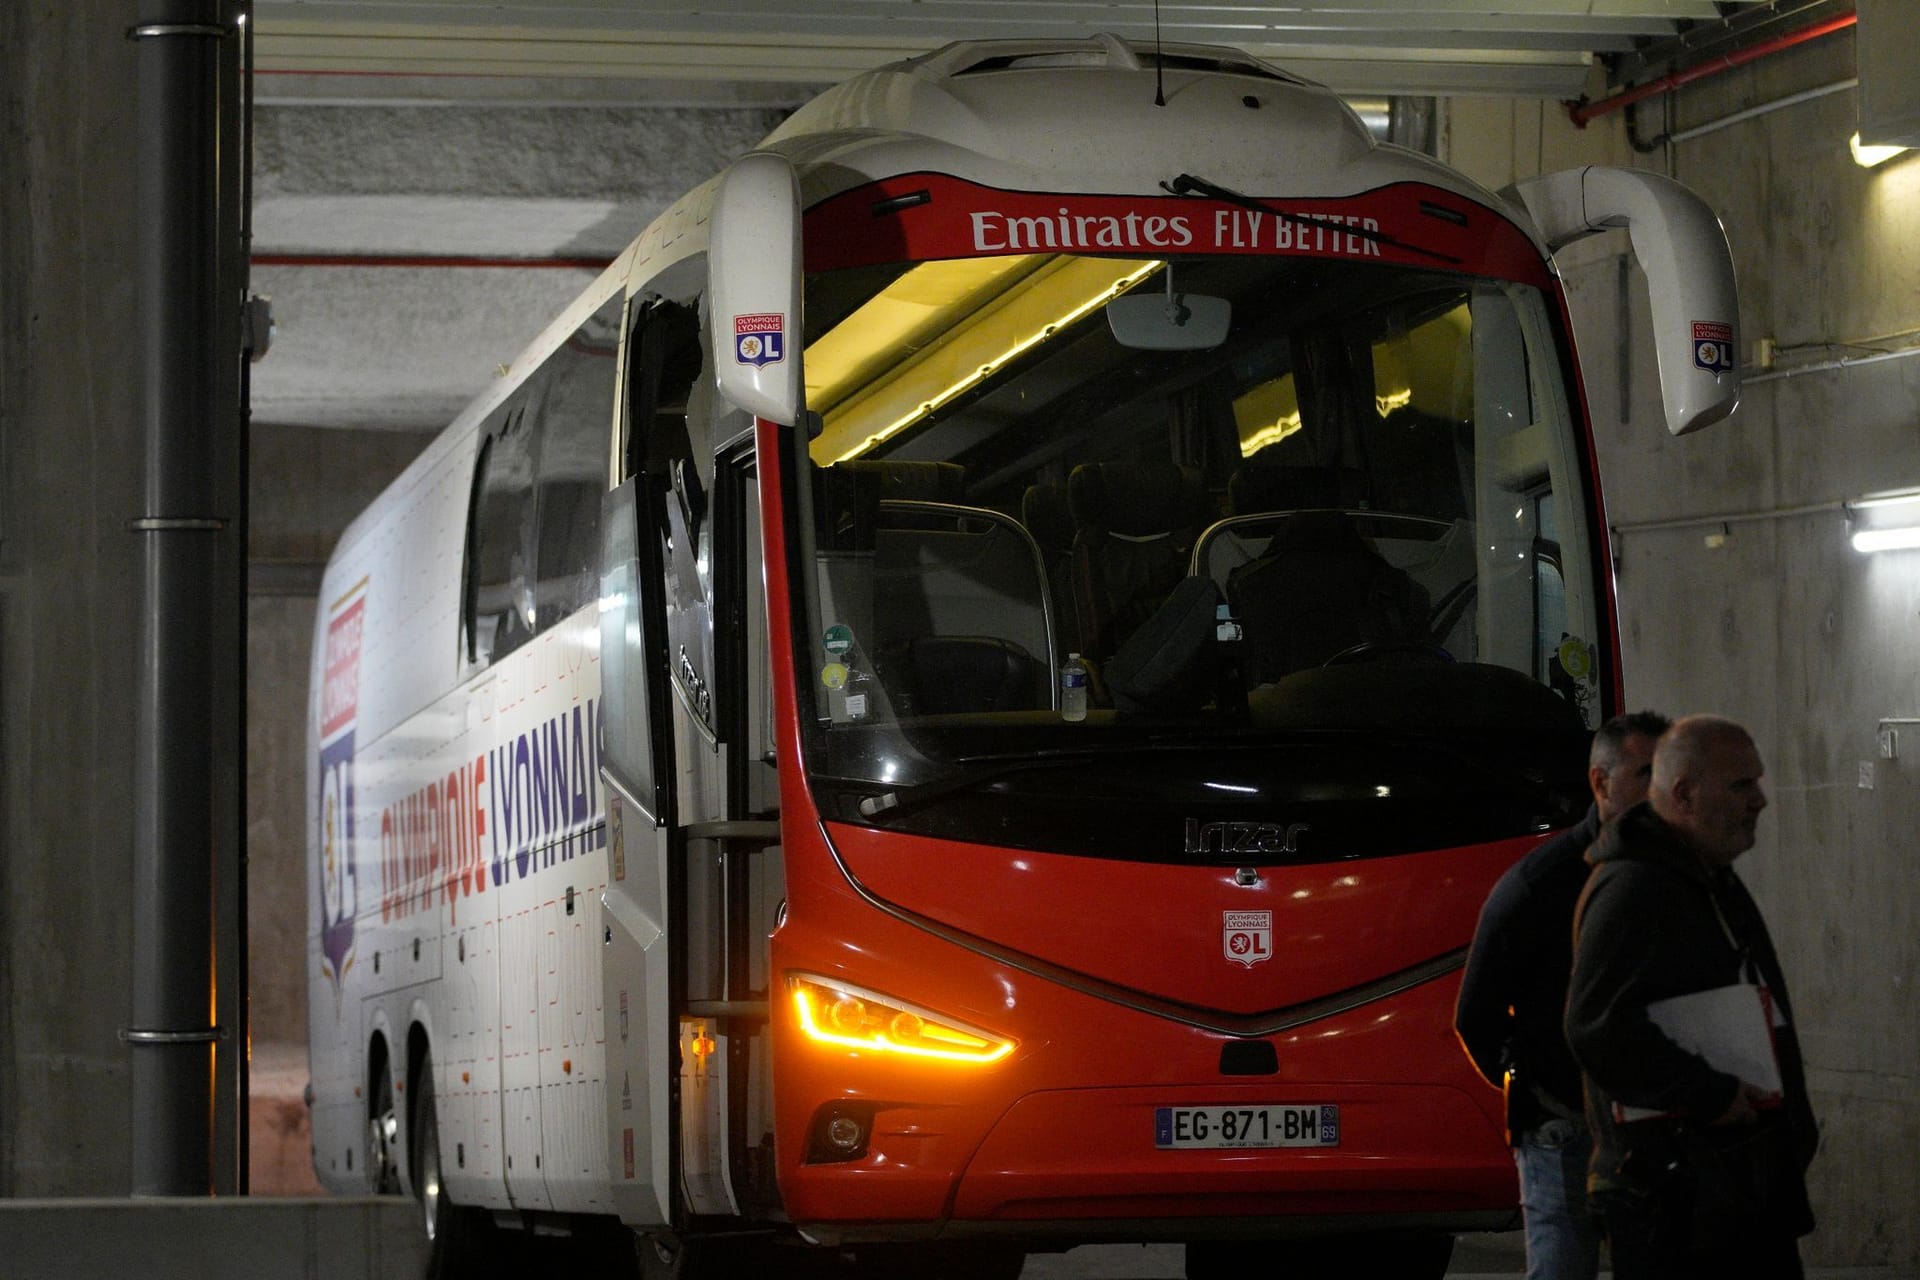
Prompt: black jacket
<box><xmin>1455</xmin><ymin>804</ymin><xmax>1600</xmax><ymax>1138</ymax></box>
<box><xmin>1565</xmin><ymin>802</ymin><xmax>1817</xmax><ymax>1238</ymax></box>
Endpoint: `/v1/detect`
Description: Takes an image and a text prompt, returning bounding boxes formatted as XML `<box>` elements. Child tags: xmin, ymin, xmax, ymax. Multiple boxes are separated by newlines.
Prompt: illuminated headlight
<box><xmin>789</xmin><ymin>975</ymin><xmax>1014</xmax><ymax>1064</ymax></box>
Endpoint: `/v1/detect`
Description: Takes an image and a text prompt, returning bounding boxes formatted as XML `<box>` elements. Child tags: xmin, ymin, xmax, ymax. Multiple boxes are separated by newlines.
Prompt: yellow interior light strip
<box><xmin>804</xmin><ymin>255</ymin><xmax>1047</xmax><ymax>417</ymax></box>
<box><xmin>1239</xmin><ymin>412</ymin><xmax>1304</xmax><ymax>457</ymax></box>
<box><xmin>1375</xmin><ymin>386</ymin><xmax>1413</xmax><ymax>415</ymax></box>
<box><xmin>810</xmin><ymin>257</ymin><xmax>1163</xmax><ymax>464</ymax></box>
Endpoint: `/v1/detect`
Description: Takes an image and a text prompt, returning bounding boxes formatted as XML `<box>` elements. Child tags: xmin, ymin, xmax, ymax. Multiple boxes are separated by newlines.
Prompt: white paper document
<box><xmin>1613</xmin><ymin>982</ymin><xmax>1783</xmax><ymax>1122</ymax></box>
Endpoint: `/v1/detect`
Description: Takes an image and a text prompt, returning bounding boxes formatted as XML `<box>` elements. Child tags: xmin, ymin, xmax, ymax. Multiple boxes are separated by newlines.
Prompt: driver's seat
<box><xmin>1227</xmin><ymin>512</ymin><xmax>1431</xmax><ymax>683</ymax></box>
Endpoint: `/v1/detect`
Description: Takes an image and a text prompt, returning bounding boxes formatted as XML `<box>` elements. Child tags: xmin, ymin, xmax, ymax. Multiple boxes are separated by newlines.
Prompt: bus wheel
<box><xmin>367</xmin><ymin>1064</ymin><xmax>401</xmax><ymax>1195</ymax></box>
<box><xmin>634</xmin><ymin>1233</ymin><xmax>686</xmax><ymax>1279</ymax></box>
<box><xmin>412</xmin><ymin>1060</ymin><xmax>494</xmax><ymax>1275</ymax></box>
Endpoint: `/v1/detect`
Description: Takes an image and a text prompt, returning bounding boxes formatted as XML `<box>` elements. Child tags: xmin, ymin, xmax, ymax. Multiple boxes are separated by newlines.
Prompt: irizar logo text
<box><xmin>1184</xmin><ymin>818</ymin><xmax>1308</xmax><ymax>857</ymax></box>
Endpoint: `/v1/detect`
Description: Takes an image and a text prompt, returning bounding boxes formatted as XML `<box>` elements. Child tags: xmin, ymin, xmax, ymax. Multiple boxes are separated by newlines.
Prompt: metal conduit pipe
<box><xmin>1614</xmin><ymin>487</ymin><xmax>1920</xmax><ymax>536</ymax></box>
<box><xmin>1568</xmin><ymin>10</ymin><xmax>1857</xmax><ymax>128</ymax></box>
<box><xmin>252</xmin><ymin>252</ymin><xmax>614</xmax><ymax>269</ymax></box>
<box><xmin>1745</xmin><ymin>341</ymin><xmax>1920</xmax><ymax>384</ymax></box>
<box><xmin>127</xmin><ymin>0</ymin><xmax>229</xmax><ymax>1196</ymax></box>
<box><xmin>1630</xmin><ymin>75</ymin><xmax>1859</xmax><ymax>156</ymax></box>
<box><xmin>1668</xmin><ymin>77</ymin><xmax>1857</xmax><ymax>143</ymax></box>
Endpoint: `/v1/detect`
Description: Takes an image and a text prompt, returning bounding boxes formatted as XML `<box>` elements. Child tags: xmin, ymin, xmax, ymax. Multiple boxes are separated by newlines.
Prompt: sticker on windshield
<box><xmin>821</xmin><ymin>661</ymin><xmax>849</xmax><ymax>691</ymax></box>
<box><xmin>1556</xmin><ymin>637</ymin><xmax>1592</xmax><ymax>680</ymax></box>
<box><xmin>823</xmin><ymin>624</ymin><xmax>854</xmax><ymax>657</ymax></box>
<box><xmin>1551</xmin><ymin>633</ymin><xmax>1598</xmax><ymax>723</ymax></box>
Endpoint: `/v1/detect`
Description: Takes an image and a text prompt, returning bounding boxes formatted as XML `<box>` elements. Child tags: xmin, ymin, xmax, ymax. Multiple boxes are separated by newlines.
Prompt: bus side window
<box><xmin>532</xmin><ymin>293</ymin><xmax>623</xmax><ymax>629</ymax></box>
<box><xmin>465</xmin><ymin>399</ymin><xmax>536</xmax><ymax>668</ymax></box>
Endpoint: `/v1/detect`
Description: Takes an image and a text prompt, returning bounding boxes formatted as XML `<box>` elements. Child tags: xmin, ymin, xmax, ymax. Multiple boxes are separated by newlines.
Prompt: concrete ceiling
<box><xmin>243</xmin><ymin>0</ymin><xmax>1783</xmax><ymax>432</ymax></box>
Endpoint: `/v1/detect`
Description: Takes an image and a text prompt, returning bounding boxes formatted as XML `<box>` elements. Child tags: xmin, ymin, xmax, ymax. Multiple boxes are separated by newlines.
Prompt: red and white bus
<box><xmin>307</xmin><ymin>33</ymin><xmax>1738</xmax><ymax>1279</ymax></box>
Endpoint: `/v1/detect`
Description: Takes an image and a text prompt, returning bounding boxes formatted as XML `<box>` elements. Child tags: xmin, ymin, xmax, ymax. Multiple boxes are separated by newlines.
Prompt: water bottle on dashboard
<box><xmin>1060</xmin><ymin>652</ymin><xmax>1088</xmax><ymax>722</ymax></box>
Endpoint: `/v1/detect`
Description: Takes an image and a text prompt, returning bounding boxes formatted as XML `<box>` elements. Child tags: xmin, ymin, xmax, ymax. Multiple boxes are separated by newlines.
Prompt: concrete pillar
<box><xmin>0</xmin><ymin>0</ymin><xmax>146</xmax><ymax>1195</ymax></box>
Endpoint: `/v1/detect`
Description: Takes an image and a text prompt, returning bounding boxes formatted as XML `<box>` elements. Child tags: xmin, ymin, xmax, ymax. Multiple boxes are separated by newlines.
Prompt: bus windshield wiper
<box><xmin>847</xmin><ymin>732</ymin><xmax>1357</xmax><ymax>824</ymax></box>
<box><xmin>852</xmin><ymin>751</ymin><xmax>1102</xmax><ymax>822</ymax></box>
<box><xmin>1162</xmin><ymin>172</ymin><xmax>1462</xmax><ymax>266</ymax></box>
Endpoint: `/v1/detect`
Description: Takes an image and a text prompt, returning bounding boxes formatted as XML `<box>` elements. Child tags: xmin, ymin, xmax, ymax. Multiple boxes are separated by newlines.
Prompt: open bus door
<box><xmin>599</xmin><ymin>151</ymin><xmax>804</xmax><ymax>1241</ymax></box>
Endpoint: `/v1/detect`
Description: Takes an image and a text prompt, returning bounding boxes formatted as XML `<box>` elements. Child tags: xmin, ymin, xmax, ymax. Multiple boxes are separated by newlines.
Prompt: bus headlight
<box><xmin>789</xmin><ymin>975</ymin><xmax>1014</xmax><ymax>1064</ymax></box>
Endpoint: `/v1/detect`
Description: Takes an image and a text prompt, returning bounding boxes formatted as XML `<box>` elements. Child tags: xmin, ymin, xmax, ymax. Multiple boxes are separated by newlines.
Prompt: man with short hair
<box><xmin>1566</xmin><ymin>716</ymin><xmax>1818</xmax><ymax>1278</ymax></box>
<box><xmin>1456</xmin><ymin>710</ymin><xmax>1668</xmax><ymax>1280</ymax></box>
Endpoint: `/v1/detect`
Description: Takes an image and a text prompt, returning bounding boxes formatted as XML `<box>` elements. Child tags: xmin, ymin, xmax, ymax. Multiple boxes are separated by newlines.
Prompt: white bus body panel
<box><xmin>307</xmin><ymin>250</ymin><xmax>646</xmax><ymax>1213</ymax></box>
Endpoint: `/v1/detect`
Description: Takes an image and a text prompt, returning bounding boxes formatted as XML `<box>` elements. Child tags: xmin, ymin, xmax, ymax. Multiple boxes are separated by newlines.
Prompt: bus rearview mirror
<box><xmin>708</xmin><ymin>151</ymin><xmax>805</xmax><ymax>426</ymax></box>
<box><xmin>1506</xmin><ymin>166</ymin><xmax>1739</xmax><ymax>437</ymax></box>
<box><xmin>1107</xmin><ymin>293</ymin><xmax>1232</xmax><ymax>351</ymax></box>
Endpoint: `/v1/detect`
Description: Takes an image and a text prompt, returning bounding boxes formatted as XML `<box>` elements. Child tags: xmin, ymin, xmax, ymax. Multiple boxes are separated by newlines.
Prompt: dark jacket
<box><xmin>1566</xmin><ymin>802</ymin><xmax>1817</xmax><ymax>1239</ymax></box>
<box><xmin>1455</xmin><ymin>803</ymin><xmax>1601</xmax><ymax>1139</ymax></box>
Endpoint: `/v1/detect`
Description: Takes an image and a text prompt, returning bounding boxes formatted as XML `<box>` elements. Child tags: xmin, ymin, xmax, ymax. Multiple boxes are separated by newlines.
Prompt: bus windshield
<box><xmin>789</xmin><ymin>250</ymin><xmax>1599</xmax><ymax>859</ymax></box>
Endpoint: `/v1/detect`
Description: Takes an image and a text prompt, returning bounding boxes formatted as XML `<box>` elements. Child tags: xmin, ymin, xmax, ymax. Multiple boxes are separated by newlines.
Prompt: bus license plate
<box><xmin>1154</xmin><ymin>1104</ymin><xmax>1339</xmax><ymax>1149</ymax></box>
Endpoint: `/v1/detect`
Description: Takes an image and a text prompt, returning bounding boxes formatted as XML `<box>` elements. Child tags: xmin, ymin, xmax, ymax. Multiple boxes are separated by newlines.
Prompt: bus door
<box><xmin>681</xmin><ymin>436</ymin><xmax>783</xmax><ymax>1221</ymax></box>
<box><xmin>600</xmin><ymin>293</ymin><xmax>782</xmax><ymax>1228</ymax></box>
<box><xmin>600</xmin><ymin>295</ymin><xmax>692</xmax><ymax>1227</ymax></box>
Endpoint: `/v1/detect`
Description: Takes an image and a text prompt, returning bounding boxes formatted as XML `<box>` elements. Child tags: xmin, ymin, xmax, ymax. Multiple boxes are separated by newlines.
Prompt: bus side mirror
<box><xmin>1506</xmin><ymin>166</ymin><xmax>1739</xmax><ymax>437</ymax></box>
<box><xmin>707</xmin><ymin>151</ymin><xmax>804</xmax><ymax>426</ymax></box>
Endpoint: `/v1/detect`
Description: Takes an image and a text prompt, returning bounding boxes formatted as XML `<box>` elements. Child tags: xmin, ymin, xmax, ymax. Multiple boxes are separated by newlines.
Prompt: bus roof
<box><xmin>761</xmin><ymin>34</ymin><xmax>1520</xmax><ymax>223</ymax></box>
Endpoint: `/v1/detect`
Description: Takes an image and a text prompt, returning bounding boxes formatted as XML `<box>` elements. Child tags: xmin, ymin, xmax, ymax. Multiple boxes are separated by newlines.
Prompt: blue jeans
<box><xmin>1515</xmin><ymin>1117</ymin><xmax>1600</xmax><ymax>1280</ymax></box>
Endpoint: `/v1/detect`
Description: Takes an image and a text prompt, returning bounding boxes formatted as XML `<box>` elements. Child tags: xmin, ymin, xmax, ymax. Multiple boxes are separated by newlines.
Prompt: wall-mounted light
<box><xmin>1850</xmin><ymin>132</ymin><xmax>1911</xmax><ymax>168</ymax></box>
<box><xmin>1852</xmin><ymin>526</ymin><xmax>1920</xmax><ymax>553</ymax></box>
<box><xmin>1847</xmin><ymin>489</ymin><xmax>1920</xmax><ymax>552</ymax></box>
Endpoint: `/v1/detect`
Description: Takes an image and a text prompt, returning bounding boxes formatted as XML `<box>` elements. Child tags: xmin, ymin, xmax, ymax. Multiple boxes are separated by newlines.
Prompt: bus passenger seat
<box><xmin>1226</xmin><ymin>462</ymin><xmax>1358</xmax><ymax>515</ymax></box>
<box><xmin>881</xmin><ymin>636</ymin><xmax>1038</xmax><ymax>716</ymax></box>
<box><xmin>1021</xmin><ymin>481</ymin><xmax>1080</xmax><ymax>654</ymax></box>
<box><xmin>1227</xmin><ymin>512</ymin><xmax>1431</xmax><ymax>683</ymax></box>
<box><xmin>819</xmin><ymin>459</ymin><xmax>967</xmax><ymax>547</ymax></box>
<box><xmin>1066</xmin><ymin>460</ymin><xmax>1211</xmax><ymax>663</ymax></box>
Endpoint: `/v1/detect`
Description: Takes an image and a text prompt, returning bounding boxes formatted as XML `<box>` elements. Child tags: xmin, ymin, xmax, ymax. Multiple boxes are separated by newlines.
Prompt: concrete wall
<box><xmin>1444</xmin><ymin>26</ymin><xmax>1920</xmax><ymax>1268</ymax></box>
<box><xmin>0</xmin><ymin>0</ymin><xmax>144</xmax><ymax>1196</ymax></box>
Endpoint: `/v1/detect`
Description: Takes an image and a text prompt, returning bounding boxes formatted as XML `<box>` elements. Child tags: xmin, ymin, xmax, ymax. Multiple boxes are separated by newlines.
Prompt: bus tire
<box><xmin>367</xmin><ymin>1052</ymin><xmax>402</xmax><ymax>1195</ymax></box>
<box><xmin>411</xmin><ymin>1059</ymin><xmax>494</xmax><ymax>1276</ymax></box>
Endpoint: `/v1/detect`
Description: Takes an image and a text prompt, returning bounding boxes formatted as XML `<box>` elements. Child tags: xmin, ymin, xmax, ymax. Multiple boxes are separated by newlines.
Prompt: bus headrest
<box><xmin>1020</xmin><ymin>481</ymin><xmax>1074</xmax><ymax>553</ymax></box>
<box><xmin>1227</xmin><ymin>464</ymin><xmax>1360</xmax><ymax>514</ymax></box>
<box><xmin>1067</xmin><ymin>461</ymin><xmax>1207</xmax><ymax>537</ymax></box>
<box><xmin>832</xmin><ymin>459</ymin><xmax>967</xmax><ymax>503</ymax></box>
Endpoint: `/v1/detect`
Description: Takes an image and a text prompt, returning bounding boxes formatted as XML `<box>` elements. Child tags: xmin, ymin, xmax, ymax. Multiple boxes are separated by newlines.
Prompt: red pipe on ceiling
<box><xmin>1568</xmin><ymin>9</ymin><xmax>1857</xmax><ymax>128</ymax></box>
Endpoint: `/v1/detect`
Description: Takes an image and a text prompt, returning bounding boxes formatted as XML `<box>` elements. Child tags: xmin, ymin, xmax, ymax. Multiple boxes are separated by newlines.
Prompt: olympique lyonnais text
<box><xmin>377</xmin><ymin>699</ymin><xmax>603</xmax><ymax>925</ymax></box>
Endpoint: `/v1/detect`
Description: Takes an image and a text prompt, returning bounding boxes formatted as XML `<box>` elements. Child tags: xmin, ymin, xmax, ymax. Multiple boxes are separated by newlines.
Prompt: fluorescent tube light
<box><xmin>1851</xmin><ymin>526</ymin><xmax>1920</xmax><ymax>553</ymax></box>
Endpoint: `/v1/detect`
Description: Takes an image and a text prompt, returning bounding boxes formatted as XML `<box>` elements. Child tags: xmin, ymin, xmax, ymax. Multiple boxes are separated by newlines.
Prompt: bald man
<box><xmin>1566</xmin><ymin>716</ymin><xmax>1818</xmax><ymax>1279</ymax></box>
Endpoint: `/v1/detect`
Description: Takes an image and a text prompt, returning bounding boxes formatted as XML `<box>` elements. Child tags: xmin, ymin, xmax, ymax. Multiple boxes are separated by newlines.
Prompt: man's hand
<box><xmin>1710</xmin><ymin>1080</ymin><xmax>1781</xmax><ymax>1126</ymax></box>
